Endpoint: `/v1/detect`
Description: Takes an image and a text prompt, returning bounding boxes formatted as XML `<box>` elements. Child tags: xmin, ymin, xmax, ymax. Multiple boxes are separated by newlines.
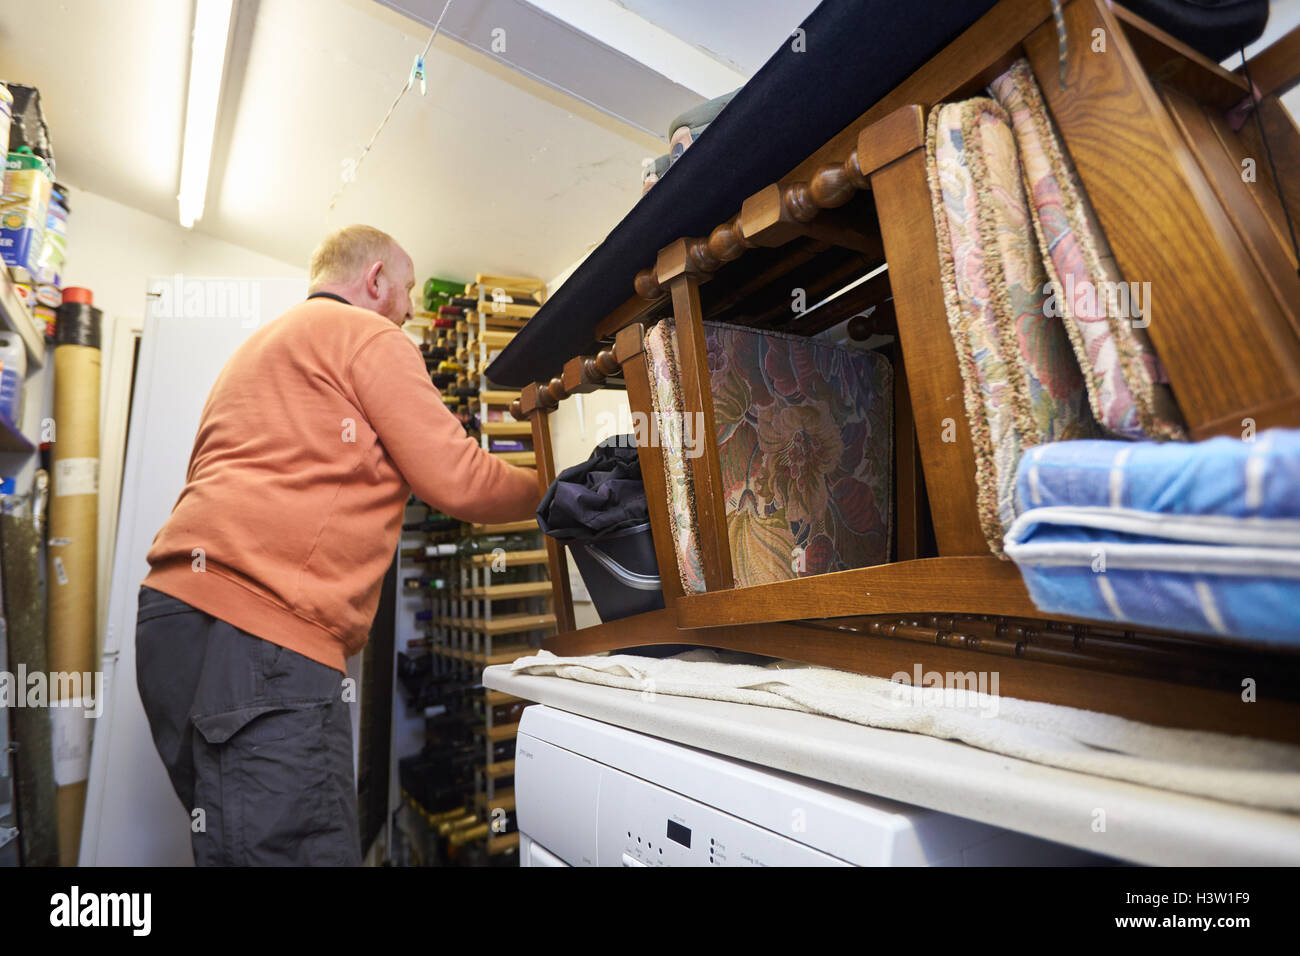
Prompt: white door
<box><xmin>80</xmin><ymin>276</ymin><xmax>321</xmax><ymax>865</ymax></box>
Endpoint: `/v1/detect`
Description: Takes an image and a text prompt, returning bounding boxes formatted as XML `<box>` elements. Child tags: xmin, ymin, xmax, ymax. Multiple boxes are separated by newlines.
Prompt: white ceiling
<box><xmin>0</xmin><ymin>0</ymin><xmax>804</xmax><ymax>284</ymax></box>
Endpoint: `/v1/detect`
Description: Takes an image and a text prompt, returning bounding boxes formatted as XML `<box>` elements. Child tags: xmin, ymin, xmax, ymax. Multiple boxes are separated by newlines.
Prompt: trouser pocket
<box><xmin>188</xmin><ymin>625</ymin><xmax>359</xmax><ymax>866</ymax></box>
<box><xmin>192</xmin><ymin>701</ymin><xmax>357</xmax><ymax>866</ymax></box>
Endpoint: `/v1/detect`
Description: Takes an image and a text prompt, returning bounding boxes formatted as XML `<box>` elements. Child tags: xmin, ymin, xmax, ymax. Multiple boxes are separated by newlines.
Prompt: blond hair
<box><xmin>308</xmin><ymin>224</ymin><xmax>401</xmax><ymax>290</ymax></box>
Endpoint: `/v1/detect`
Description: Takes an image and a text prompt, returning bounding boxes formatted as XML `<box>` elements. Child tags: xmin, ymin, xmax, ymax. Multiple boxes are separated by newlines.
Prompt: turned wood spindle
<box><xmin>510</xmin><ymin>399</ymin><xmax>524</xmax><ymax>420</ymax></box>
<box><xmin>546</xmin><ymin>376</ymin><xmax>567</xmax><ymax>405</ymax></box>
<box><xmin>634</xmin><ymin>268</ymin><xmax>663</xmax><ymax>299</ymax></box>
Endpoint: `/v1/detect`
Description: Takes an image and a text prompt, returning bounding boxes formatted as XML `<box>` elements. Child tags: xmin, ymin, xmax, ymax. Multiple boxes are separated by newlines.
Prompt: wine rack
<box><xmin>395</xmin><ymin>272</ymin><xmax>550</xmax><ymax>865</ymax></box>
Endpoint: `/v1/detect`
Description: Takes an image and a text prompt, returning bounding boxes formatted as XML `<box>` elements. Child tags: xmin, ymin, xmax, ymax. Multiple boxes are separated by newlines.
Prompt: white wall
<box><xmin>62</xmin><ymin>186</ymin><xmax>306</xmax><ymax>345</ymax></box>
<box><xmin>55</xmin><ymin>186</ymin><xmax>305</xmax><ymax>655</ymax></box>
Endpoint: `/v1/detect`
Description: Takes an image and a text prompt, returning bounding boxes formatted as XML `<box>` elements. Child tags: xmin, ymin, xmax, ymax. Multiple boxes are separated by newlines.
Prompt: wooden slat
<box><xmin>672</xmin><ymin>557</ymin><xmax>1041</xmax><ymax>629</ymax></box>
<box><xmin>1110</xmin><ymin>3</ymin><xmax>1249</xmax><ymax>110</ymax></box>
<box><xmin>477</xmin><ymin>301</ymin><xmax>539</xmax><ymax>319</ymax></box>
<box><xmin>475</xmin><ymin>329</ymin><xmax>519</xmax><ymax>349</ymax></box>
<box><xmin>870</xmin><ymin>148</ymin><xmax>987</xmax><ymax>556</ymax></box>
<box><xmin>479</xmin><ymin>390</ymin><xmax>518</xmax><ymax>405</ymax></box>
<box><xmin>483</xmin><ymin>690</ymin><xmax>521</xmax><ymax>706</ymax></box>
<box><xmin>484</xmin><ymin>759</ymin><xmax>515</xmax><ymax>779</ymax></box>
<box><xmin>435</xmin><ymin>613</ymin><xmax>556</xmax><ymax>634</ymax></box>
<box><xmin>429</xmin><ymin>644</ymin><xmax>536</xmax><ymax>666</ymax></box>
<box><xmin>488</xmin><ymin>831</ymin><xmax>521</xmax><ymax>855</ymax></box>
<box><xmin>665</xmin><ymin>272</ymin><xmax>734</xmax><ymax>590</ymax></box>
<box><xmin>471</xmin><ymin>519</ymin><xmax>538</xmax><ymax>534</ymax></box>
<box><xmin>474</xmin><ymin>722</ymin><xmax>520</xmax><ymax>742</ymax></box>
<box><xmin>1025</xmin><ymin>0</ymin><xmax>1300</xmax><ymax>438</ymax></box>
<box><xmin>1160</xmin><ymin>87</ymin><xmax>1300</xmax><ymax>338</ymax></box>
<box><xmin>468</xmin><ymin>548</ymin><xmax>548</xmax><ymax>568</ymax></box>
<box><xmin>480</xmin><ymin>420</ymin><xmax>531</xmax><ymax>436</ymax></box>
<box><xmin>855</xmin><ymin>104</ymin><xmax>926</xmax><ymax>178</ymax></box>
<box><xmin>1238</xmin><ymin>98</ymin><xmax>1300</xmax><ymax>275</ymax></box>
<box><xmin>492</xmin><ymin>450</ymin><xmax>535</xmax><ymax>466</ymax></box>
<box><xmin>888</xmin><ymin>341</ymin><xmax>922</xmax><ymax>562</ymax></box>
<box><xmin>475</xmin><ymin>789</ymin><xmax>516</xmax><ymax>812</ymax></box>
<box><xmin>473</xmin><ymin>273</ymin><xmax>547</xmax><ymax>296</ymax></box>
<box><xmin>1238</xmin><ymin>24</ymin><xmax>1300</xmax><ymax>99</ymax></box>
<box><xmin>462</xmin><ymin>581</ymin><xmax>553</xmax><ymax>599</ymax></box>
<box><xmin>531</xmin><ymin>403</ymin><xmax>577</xmax><ymax>633</ymax></box>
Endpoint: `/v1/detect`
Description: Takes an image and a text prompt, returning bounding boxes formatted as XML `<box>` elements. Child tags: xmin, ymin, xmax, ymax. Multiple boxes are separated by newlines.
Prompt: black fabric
<box><xmin>307</xmin><ymin>291</ymin><xmax>351</xmax><ymax>305</ymax></box>
<box><xmin>537</xmin><ymin>435</ymin><xmax>647</xmax><ymax>540</ymax></box>
<box><xmin>1122</xmin><ymin>0</ymin><xmax>1268</xmax><ymax>62</ymax></box>
<box><xmin>134</xmin><ymin>586</ymin><xmax>361</xmax><ymax>866</ymax></box>
<box><xmin>487</xmin><ymin>0</ymin><xmax>1001</xmax><ymax>387</ymax></box>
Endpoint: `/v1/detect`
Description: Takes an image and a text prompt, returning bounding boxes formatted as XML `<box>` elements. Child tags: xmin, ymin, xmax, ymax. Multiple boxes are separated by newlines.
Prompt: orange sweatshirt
<box><xmin>143</xmin><ymin>294</ymin><xmax>540</xmax><ymax>673</ymax></box>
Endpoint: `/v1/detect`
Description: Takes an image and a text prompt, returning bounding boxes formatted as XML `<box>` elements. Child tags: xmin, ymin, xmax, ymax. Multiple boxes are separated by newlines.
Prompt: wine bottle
<box><xmin>403</xmin><ymin>576</ymin><xmax>449</xmax><ymax>592</ymax></box>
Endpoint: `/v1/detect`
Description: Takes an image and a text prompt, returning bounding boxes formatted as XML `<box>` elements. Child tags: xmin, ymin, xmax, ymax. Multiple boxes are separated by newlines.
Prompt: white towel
<box><xmin>510</xmin><ymin>649</ymin><xmax>1300</xmax><ymax>812</ymax></box>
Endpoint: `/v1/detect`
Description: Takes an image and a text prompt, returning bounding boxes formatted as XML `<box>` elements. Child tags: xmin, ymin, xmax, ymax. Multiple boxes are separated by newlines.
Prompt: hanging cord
<box><xmin>328</xmin><ymin>0</ymin><xmax>453</xmax><ymax>211</ymax></box>
<box><xmin>1239</xmin><ymin>46</ymin><xmax>1300</xmax><ymax>278</ymax></box>
<box><xmin>1051</xmin><ymin>0</ymin><xmax>1068</xmax><ymax>89</ymax></box>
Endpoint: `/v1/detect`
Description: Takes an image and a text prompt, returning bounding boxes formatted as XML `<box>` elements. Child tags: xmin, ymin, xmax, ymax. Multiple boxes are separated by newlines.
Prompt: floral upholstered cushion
<box><xmin>644</xmin><ymin>320</ymin><xmax>705</xmax><ymax>593</ymax></box>
<box><xmin>989</xmin><ymin>59</ymin><xmax>1186</xmax><ymax>441</ymax></box>
<box><xmin>927</xmin><ymin>97</ymin><xmax>1099</xmax><ymax>555</ymax></box>
<box><xmin>643</xmin><ymin>320</ymin><xmax>893</xmax><ymax>593</ymax></box>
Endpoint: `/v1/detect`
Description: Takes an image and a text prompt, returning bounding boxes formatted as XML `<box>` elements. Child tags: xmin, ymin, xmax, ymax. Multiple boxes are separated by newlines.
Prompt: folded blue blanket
<box><xmin>1004</xmin><ymin>431</ymin><xmax>1300</xmax><ymax>648</ymax></box>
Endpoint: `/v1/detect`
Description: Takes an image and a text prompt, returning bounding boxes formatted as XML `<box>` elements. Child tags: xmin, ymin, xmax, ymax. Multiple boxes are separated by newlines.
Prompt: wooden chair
<box><xmin>508</xmin><ymin>0</ymin><xmax>1300</xmax><ymax>743</ymax></box>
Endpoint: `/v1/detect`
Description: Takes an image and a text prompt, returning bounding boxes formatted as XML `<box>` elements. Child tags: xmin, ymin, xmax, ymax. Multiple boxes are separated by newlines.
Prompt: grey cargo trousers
<box><xmin>135</xmin><ymin>585</ymin><xmax>361</xmax><ymax>866</ymax></box>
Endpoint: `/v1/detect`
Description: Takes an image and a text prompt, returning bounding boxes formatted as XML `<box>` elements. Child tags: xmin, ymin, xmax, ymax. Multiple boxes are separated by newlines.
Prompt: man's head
<box><xmin>308</xmin><ymin>224</ymin><xmax>415</xmax><ymax>326</ymax></box>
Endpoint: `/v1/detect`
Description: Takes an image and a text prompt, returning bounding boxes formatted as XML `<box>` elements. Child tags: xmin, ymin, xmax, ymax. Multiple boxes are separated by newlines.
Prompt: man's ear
<box><xmin>364</xmin><ymin>260</ymin><xmax>384</xmax><ymax>296</ymax></box>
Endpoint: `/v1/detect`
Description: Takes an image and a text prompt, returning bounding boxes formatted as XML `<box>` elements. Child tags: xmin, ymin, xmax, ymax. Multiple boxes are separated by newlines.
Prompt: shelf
<box><xmin>0</xmin><ymin>269</ymin><xmax>45</xmax><ymax>368</ymax></box>
<box><xmin>480</xmin><ymin>421</ymin><xmax>531</xmax><ymax>436</ymax></box>
<box><xmin>462</xmin><ymin>581</ymin><xmax>554</xmax><ymax>600</ymax></box>
<box><xmin>468</xmin><ymin>548</ymin><xmax>548</xmax><ymax>568</ymax></box>
<box><xmin>472</xmin><ymin>273</ymin><xmax>546</xmax><ymax>298</ymax></box>
<box><xmin>0</xmin><ymin>416</ymin><xmax>35</xmax><ymax>453</ymax></box>
<box><xmin>483</xmin><ymin>691</ymin><xmax>521</xmax><ymax>706</ymax></box>
<box><xmin>474</xmin><ymin>721</ymin><xmax>520</xmax><ymax>742</ymax></box>
<box><xmin>475</xmin><ymin>788</ymin><xmax>516</xmax><ymax>812</ymax></box>
<box><xmin>478</xmin><ymin>315</ymin><xmax>528</xmax><ymax>330</ymax></box>
<box><xmin>429</xmin><ymin>643</ymin><xmax>538</xmax><ymax>665</ymax></box>
<box><xmin>493</xmin><ymin>451</ymin><xmax>535</xmax><ymax>466</ymax></box>
<box><xmin>434</xmin><ymin>612</ymin><xmax>556</xmax><ymax>635</ymax></box>
<box><xmin>484</xmin><ymin>759</ymin><xmax>515</xmax><ymax>779</ymax></box>
<box><xmin>475</xmin><ymin>301</ymin><xmax>538</xmax><ymax>319</ymax></box>
<box><xmin>479</xmin><ymin>390</ymin><xmax>519</xmax><ymax>405</ymax></box>
<box><xmin>487</xmin><ymin>831</ymin><xmax>521</xmax><ymax>855</ymax></box>
<box><xmin>475</xmin><ymin>330</ymin><xmax>518</xmax><ymax>349</ymax></box>
<box><xmin>471</xmin><ymin>519</ymin><xmax>538</xmax><ymax>534</ymax></box>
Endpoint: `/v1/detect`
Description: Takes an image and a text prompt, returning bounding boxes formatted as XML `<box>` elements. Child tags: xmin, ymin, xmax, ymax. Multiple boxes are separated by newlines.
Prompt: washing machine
<box><xmin>514</xmin><ymin>704</ymin><xmax>1107</xmax><ymax>866</ymax></box>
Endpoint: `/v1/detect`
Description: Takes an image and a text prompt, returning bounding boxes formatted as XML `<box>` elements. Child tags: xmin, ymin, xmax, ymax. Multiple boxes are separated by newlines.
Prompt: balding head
<box><xmin>308</xmin><ymin>224</ymin><xmax>415</xmax><ymax>326</ymax></box>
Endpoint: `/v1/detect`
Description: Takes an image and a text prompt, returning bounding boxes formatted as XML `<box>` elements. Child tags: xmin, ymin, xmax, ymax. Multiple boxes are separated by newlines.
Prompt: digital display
<box><xmin>666</xmin><ymin>820</ymin><xmax>691</xmax><ymax>848</ymax></box>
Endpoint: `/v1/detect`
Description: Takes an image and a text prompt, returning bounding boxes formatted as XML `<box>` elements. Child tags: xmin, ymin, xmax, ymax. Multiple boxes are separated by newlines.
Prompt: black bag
<box><xmin>537</xmin><ymin>436</ymin><xmax>665</xmax><ymax>623</ymax></box>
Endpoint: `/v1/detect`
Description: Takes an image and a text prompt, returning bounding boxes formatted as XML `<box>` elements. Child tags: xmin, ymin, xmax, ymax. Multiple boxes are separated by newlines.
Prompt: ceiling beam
<box><xmin>373</xmin><ymin>0</ymin><xmax>719</xmax><ymax>141</ymax></box>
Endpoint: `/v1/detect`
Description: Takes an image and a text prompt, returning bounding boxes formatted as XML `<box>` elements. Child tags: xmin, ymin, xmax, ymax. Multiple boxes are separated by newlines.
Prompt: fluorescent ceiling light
<box><xmin>177</xmin><ymin>0</ymin><xmax>234</xmax><ymax>228</ymax></box>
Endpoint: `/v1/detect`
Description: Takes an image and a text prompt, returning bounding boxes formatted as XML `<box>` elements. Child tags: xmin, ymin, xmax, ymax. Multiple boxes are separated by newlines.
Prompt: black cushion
<box><xmin>487</xmin><ymin>0</ymin><xmax>1001</xmax><ymax>388</ymax></box>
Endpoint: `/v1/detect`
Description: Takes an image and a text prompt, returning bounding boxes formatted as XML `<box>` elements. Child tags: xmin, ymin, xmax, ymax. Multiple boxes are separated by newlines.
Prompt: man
<box><xmin>135</xmin><ymin>225</ymin><xmax>539</xmax><ymax>865</ymax></box>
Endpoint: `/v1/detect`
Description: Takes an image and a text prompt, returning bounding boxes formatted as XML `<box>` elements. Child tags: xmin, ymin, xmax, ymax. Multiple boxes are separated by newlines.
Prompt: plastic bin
<box><xmin>569</xmin><ymin>521</ymin><xmax>664</xmax><ymax>622</ymax></box>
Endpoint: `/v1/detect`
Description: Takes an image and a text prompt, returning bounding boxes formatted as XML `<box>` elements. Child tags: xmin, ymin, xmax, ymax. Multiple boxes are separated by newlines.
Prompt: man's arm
<box><xmin>350</xmin><ymin>327</ymin><xmax>541</xmax><ymax>523</ymax></box>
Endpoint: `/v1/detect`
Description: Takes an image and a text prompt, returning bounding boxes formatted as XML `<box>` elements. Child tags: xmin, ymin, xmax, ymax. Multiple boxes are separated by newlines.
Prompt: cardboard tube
<box><xmin>48</xmin><ymin>289</ymin><xmax>101</xmax><ymax>866</ymax></box>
